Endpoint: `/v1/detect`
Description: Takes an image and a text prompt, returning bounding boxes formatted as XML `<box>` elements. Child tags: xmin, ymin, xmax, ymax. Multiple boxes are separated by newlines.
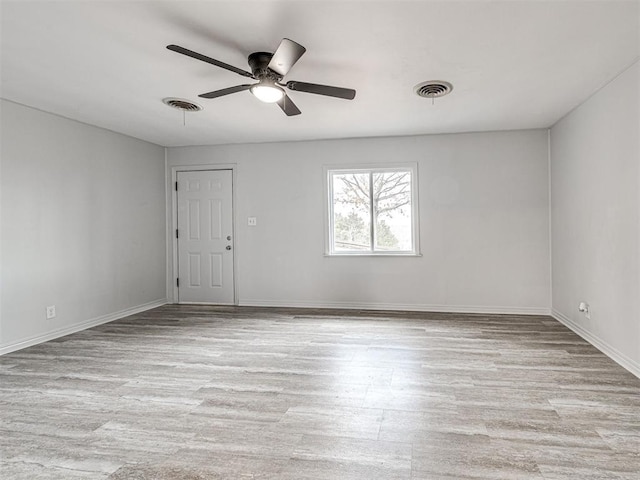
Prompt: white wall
<box><xmin>550</xmin><ymin>61</ymin><xmax>639</xmax><ymax>375</ymax></box>
<box><xmin>168</xmin><ymin>129</ymin><xmax>550</xmax><ymax>314</ymax></box>
<box><xmin>0</xmin><ymin>100</ymin><xmax>167</xmax><ymax>352</ymax></box>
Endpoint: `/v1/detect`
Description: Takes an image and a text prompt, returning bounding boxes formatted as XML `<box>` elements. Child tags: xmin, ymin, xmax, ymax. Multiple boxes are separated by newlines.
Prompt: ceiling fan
<box><xmin>167</xmin><ymin>38</ymin><xmax>356</xmax><ymax>116</ymax></box>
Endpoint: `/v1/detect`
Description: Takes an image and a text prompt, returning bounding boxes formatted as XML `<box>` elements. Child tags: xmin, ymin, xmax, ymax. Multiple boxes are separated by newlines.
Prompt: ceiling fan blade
<box><xmin>276</xmin><ymin>94</ymin><xmax>302</xmax><ymax>116</ymax></box>
<box><xmin>268</xmin><ymin>38</ymin><xmax>306</xmax><ymax>77</ymax></box>
<box><xmin>199</xmin><ymin>84</ymin><xmax>253</xmax><ymax>99</ymax></box>
<box><xmin>286</xmin><ymin>81</ymin><xmax>356</xmax><ymax>100</ymax></box>
<box><xmin>167</xmin><ymin>44</ymin><xmax>254</xmax><ymax>78</ymax></box>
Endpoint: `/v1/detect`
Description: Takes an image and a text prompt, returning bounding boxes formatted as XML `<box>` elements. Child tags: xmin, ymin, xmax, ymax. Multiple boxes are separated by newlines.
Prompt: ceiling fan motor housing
<box><xmin>248</xmin><ymin>52</ymin><xmax>280</xmax><ymax>81</ymax></box>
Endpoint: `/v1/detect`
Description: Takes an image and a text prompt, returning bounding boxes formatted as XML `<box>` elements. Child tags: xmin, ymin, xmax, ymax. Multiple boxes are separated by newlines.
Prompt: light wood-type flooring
<box><xmin>1</xmin><ymin>305</ymin><xmax>639</xmax><ymax>479</ymax></box>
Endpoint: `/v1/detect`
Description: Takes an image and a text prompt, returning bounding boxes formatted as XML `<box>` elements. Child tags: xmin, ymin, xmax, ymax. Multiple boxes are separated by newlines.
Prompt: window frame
<box><xmin>324</xmin><ymin>163</ymin><xmax>420</xmax><ymax>256</ymax></box>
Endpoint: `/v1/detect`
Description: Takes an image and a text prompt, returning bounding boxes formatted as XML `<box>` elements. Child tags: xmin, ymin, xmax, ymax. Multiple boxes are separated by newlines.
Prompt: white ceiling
<box><xmin>1</xmin><ymin>1</ymin><xmax>638</xmax><ymax>147</ymax></box>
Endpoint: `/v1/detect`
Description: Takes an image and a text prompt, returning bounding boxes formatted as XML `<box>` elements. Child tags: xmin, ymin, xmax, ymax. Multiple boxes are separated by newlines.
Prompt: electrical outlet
<box><xmin>46</xmin><ymin>305</ymin><xmax>56</xmax><ymax>319</ymax></box>
<box><xmin>248</xmin><ymin>217</ymin><xmax>257</xmax><ymax>226</ymax></box>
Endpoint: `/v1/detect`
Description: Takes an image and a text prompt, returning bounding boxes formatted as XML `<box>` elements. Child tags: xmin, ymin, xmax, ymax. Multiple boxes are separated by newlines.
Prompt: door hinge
<box><xmin>176</xmin><ymin>278</ymin><xmax>179</xmax><ymax>287</ymax></box>
<box><xmin>175</xmin><ymin>181</ymin><xmax>178</xmax><ymax>191</ymax></box>
<box><xmin>176</xmin><ymin>229</ymin><xmax>179</xmax><ymax>239</ymax></box>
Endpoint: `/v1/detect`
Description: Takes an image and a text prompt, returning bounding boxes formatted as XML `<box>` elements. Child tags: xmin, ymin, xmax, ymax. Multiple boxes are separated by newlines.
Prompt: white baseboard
<box><xmin>0</xmin><ymin>299</ymin><xmax>168</xmax><ymax>355</ymax></box>
<box><xmin>551</xmin><ymin>309</ymin><xmax>640</xmax><ymax>379</ymax></box>
<box><xmin>239</xmin><ymin>299</ymin><xmax>550</xmax><ymax>316</ymax></box>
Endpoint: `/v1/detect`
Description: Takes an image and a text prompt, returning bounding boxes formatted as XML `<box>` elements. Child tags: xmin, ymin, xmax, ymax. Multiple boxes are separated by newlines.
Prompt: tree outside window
<box><xmin>328</xmin><ymin>167</ymin><xmax>416</xmax><ymax>254</ymax></box>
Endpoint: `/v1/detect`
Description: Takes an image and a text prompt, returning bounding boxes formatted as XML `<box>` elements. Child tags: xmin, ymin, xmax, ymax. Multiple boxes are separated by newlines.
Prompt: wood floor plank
<box><xmin>1</xmin><ymin>304</ymin><xmax>638</xmax><ymax>479</ymax></box>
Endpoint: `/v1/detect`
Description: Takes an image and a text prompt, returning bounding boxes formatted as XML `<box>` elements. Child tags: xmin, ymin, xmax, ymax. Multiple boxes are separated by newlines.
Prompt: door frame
<box><xmin>170</xmin><ymin>164</ymin><xmax>238</xmax><ymax>305</ymax></box>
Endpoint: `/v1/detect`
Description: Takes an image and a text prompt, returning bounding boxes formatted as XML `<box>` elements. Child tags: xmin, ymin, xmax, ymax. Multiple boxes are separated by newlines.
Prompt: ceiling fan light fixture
<box><xmin>250</xmin><ymin>83</ymin><xmax>284</xmax><ymax>103</ymax></box>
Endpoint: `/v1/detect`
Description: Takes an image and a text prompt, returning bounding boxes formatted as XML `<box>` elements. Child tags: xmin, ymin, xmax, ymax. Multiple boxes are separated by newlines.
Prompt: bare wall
<box><xmin>168</xmin><ymin>129</ymin><xmax>550</xmax><ymax>313</ymax></box>
<box><xmin>550</xmin><ymin>61</ymin><xmax>639</xmax><ymax>375</ymax></box>
<box><xmin>0</xmin><ymin>100</ymin><xmax>167</xmax><ymax>351</ymax></box>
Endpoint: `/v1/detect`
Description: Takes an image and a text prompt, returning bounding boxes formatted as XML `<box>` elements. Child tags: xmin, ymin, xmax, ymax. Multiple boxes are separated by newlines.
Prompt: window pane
<box><xmin>332</xmin><ymin>172</ymin><xmax>371</xmax><ymax>251</ymax></box>
<box><xmin>372</xmin><ymin>171</ymin><xmax>412</xmax><ymax>251</ymax></box>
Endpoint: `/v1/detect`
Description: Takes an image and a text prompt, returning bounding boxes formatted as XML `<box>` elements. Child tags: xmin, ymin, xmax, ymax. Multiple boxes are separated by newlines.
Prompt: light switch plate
<box><xmin>248</xmin><ymin>217</ymin><xmax>257</xmax><ymax>226</ymax></box>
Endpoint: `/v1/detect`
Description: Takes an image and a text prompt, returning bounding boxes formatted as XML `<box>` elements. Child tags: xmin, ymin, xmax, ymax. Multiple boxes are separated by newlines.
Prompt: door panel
<box><xmin>210</xmin><ymin>199</ymin><xmax>222</xmax><ymax>239</ymax></box>
<box><xmin>177</xmin><ymin>170</ymin><xmax>234</xmax><ymax>304</ymax></box>
<box><xmin>210</xmin><ymin>253</ymin><xmax>223</xmax><ymax>287</ymax></box>
<box><xmin>188</xmin><ymin>253</ymin><xmax>201</xmax><ymax>287</ymax></box>
<box><xmin>188</xmin><ymin>200</ymin><xmax>200</xmax><ymax>239</ymax></box>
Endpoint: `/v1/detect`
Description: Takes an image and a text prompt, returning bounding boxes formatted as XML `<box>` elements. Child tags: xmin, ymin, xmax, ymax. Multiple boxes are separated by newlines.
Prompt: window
<box><xmin>326</xmin><ymin>165</ymin><xmax>419</xmax><ymax>255</ymax></box>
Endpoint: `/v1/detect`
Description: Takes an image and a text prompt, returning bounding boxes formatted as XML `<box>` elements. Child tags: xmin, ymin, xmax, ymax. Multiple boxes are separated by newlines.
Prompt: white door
<box><xmin>177</xmin><ymin>170</ymin><xmax>234</xmax><ymax>304</ymax></box>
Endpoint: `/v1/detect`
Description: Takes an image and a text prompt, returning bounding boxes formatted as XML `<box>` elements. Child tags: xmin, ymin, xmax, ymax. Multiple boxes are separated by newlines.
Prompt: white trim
<box><xmin>547</xmin><ymin>128</ymin><xmax>553</xmax><ymax>310</ymax></box>
<box><xmin>323</xmin><ymin>253</ymin><xmax>423</xmax><ymax>257</ymax></box>
<box><xmin>0</xmin><ymin>299</ymin><xmax>168</xmax><ymax>356</ymax></box>
<box><xmin>240</xmin><ymin>298</ymin><xmax>550</xmax><ymax>316</ymax></box>
<box><xmin>551</xmin><ymin>309</ymin><xmax>640</xmax><ymax>379</ymax></box>
<box><xmin>170</xmin><ymin>164</ymin><xmax>239</xmax><ymax>306</ymax></box>
<box><xmin>164</xmin><ymin>147</ymin><xmax>173</xmax><ymax>303</ymax></box>
<box><xmin>177</xmin><ymin>301</ymin><xmax>235</xmax><ymax>306</ymax></box>
<box><xmin>323</xmin><ymin>162</ymin><xmax>420</xmax><ymax>256</ymax></box>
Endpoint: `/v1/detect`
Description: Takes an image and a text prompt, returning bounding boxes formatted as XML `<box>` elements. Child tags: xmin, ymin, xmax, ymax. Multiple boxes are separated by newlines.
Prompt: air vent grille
<box><xmin>414</xmin><ymin>81</ymin><xmax>453</xmax><ymax>99</ymax></box>
<box><xmin>162</xmin><ymin>98</ymin><xmax>203</xmax><ymax>111</ymax></box>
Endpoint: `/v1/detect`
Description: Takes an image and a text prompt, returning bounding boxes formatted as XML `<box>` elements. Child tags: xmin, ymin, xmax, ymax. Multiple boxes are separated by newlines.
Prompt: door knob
<box><xmin>227</xmin><ymin>235</ymin><xmax>232</xmax><ymax>241</ymax></box>
<box><xmin>226</xmin><ymin>245</ymin><xmax>232</xmax><ymax>250</ymax></box>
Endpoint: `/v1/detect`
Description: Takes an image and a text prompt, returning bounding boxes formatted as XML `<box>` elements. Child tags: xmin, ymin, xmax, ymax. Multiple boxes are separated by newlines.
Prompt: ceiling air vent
<box><xmin>414</xmin><ymin>81</ymin><xmax>453</xmax><ymax>99</ymax></box>
<box><xmin>162</xmin><ymin>97</ymin><xmax>203</xmax><ymax>111</ymax></box>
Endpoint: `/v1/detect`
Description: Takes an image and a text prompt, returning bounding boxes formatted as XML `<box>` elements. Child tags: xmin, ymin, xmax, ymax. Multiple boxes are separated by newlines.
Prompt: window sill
<box><xmin>324</xmin><ymin>252</ymin><xmax>422</xmax><ymax>257</ymax></box>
